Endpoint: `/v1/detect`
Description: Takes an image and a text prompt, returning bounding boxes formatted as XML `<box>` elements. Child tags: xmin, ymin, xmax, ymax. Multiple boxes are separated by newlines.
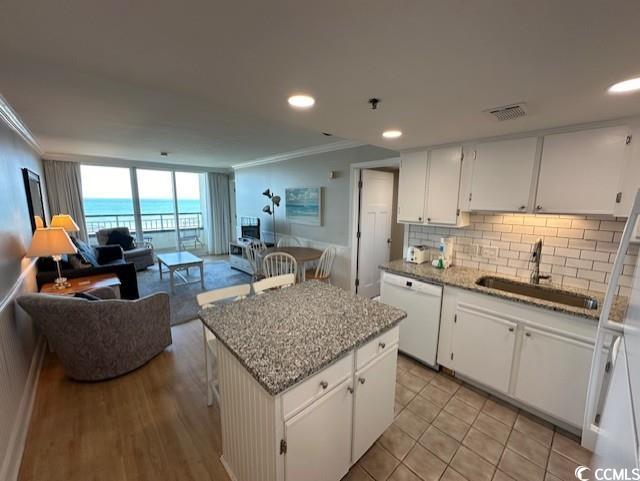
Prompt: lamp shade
<box><xmin>50</xmin><ymin>214</ymin><xmax>80</xmax><ymax>233</ymax></box>
<box><xmin>34</xmin><ymin>215</ymin><xmax>44</xmax><ymax>229</ymax></box>
<box><xmin>26</xmin><ymin>228</ymin><xmax>78</xmax><ymax>258</ymax></box>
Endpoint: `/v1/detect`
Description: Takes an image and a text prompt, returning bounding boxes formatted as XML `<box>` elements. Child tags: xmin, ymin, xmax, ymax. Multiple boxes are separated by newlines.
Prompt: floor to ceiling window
<box><xmin>80</xmin><ymin>165</ymin><xmax>208</xmax><ymax>254</ymax></box>
<box><xmin>136</xmin><ymin>169</ymin><xmax>178</xmax><ymax>252</ymax></box>
<box><xmin>175</xmin><ymin>171</ymin><xmax>206</xmax><ymax>254</ymax></box>
<box><xmin>81</xmin><ymin>165</ymin><xmax>136</xmax><ymax>238</ymax></box>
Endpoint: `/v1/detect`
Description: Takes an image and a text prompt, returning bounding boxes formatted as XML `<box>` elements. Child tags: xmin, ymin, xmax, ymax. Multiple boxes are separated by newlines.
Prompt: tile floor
<box><xmin>344</xmin><ymin>354</ymin><xmax>592</xmax><ymax>481</ymax></box>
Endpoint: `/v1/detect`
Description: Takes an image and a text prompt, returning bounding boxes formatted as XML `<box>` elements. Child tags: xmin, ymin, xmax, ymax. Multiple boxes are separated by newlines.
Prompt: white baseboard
<box><xmin>0</xmin><ymin>335</ymin><xmax>46</xmax><ymax>481</ymax></box>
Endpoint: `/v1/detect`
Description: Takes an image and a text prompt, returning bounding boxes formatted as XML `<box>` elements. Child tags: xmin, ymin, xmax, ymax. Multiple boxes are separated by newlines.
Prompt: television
<box><xmin>240</xmin><ymin>217</ymin><xmax>260</xmax><ymax>240</ymax></box>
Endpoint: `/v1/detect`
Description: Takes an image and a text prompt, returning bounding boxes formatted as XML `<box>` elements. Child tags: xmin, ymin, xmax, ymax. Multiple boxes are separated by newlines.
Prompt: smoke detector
<box><xmin>484</xmin><ymin>103</ymin><xmax>527</xmax><ymax>121</ymax></box>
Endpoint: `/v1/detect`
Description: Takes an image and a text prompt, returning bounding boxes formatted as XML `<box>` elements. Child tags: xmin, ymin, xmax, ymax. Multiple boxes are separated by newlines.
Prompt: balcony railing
<box><xmin>85</xmin><ymin>212</ymin><xmax>203</xmax><ymax>234</ymax></box>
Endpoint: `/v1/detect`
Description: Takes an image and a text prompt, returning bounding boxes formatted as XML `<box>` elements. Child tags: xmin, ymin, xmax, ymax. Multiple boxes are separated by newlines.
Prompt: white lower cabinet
<box><xmin>217</xmin><ymin>329</ymin><xmax>399</xmax><ymax>481</ymax></box>
<box><xmin>514</xmin><ymin>326</ymin><xmax>594</xmax><ymax>428</ymax></box>
<box><xmin>352</xmin><ymin>347</ymin><xmax>398</xmax><ymax>462</ymax></box>
<box><xmin>440</xmin><ymin>287</ymin><xmax>596</xmax><ymax>428</ymax></box>
<box><xmin>452</xmin><ymin>305</ymin><xmax>516</xmax><ymax>394</ymax></box>
<box><xmin>285</xmin><ymin>378</ymin><xmax>353</xmax><ymax>481</ymax></box>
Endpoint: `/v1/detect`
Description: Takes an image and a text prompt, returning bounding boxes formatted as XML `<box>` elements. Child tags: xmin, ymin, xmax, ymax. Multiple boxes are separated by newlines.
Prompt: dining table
<box><xmin>258</xmin><ymin>246</ymin><xmax>323</xmax><ymax>281</ymax></box>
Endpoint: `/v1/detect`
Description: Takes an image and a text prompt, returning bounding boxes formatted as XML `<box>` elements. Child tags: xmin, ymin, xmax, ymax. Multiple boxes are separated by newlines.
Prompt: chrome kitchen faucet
<box><xmin>530</xmin><ymin>238</ymin><xmax>551</xmax><ymax>285</ymax></box>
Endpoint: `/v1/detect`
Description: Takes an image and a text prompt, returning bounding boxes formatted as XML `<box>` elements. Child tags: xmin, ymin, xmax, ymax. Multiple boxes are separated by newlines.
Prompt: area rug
<box><xmin>136</xmin><ymin>257</ymin><xmax>252</xmax><ymax>325</ymax></box>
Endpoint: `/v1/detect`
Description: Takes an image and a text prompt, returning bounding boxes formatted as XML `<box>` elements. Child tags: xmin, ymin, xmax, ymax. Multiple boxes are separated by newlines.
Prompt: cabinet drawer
<box><xmin>282</xmin><ymin>352</ymin><xmax>354</xmax><ymax>420</ymax></box>
<box><xmin>356</xmin><ymin>326</ymin><xmax>399</xmax><ymax>370</ymax></box>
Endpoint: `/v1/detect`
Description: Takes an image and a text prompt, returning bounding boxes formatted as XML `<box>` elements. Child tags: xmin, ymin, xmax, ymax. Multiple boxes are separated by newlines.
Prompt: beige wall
<box><xmin>408</xmin><ymin>213</ymin><xmax>636</xmax><ymax>296</ymax></box>
<box><xmin>234</xmin><ymin>145</ymin><xmax>396</xmax><ymax>289</ymax></box>
<box><xmin>0</xmin><ymin>120</ymin><xmax>47</xmax><ymax>479</ymax></box>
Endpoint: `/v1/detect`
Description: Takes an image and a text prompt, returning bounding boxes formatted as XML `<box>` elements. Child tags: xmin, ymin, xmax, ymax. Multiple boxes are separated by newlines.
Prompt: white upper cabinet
<box><xmin>536</xmin><ymin>126</ymin><xmax>630</xmax><ymax>215</ymax></box>
<box><xmin>470</xmin><ymin>137</ymin><xmax>538</xmax><ymax>212</ymax></box>
<box><xmin>397</xmin><ymin>151</ymin><xmax>428</xmax><ymax>223</ymax></box>
<box><xmin>615</xmin><ymin>123</ymin><xmax>640</xmax><ymax>217</ymax></box>
<box><xmin>425</xmin><ymin>146</ymin><xmax>463</xmax><ymax>225</ymax></box>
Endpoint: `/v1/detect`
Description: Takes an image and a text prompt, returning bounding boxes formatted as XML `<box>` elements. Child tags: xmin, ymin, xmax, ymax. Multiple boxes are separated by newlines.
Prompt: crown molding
<box><xmin>44</xmin><ymin>151</ymin><xmax>232</xmax><ymax>173</ymax></box>
<box><xmin>231</xmin><ymin>139</ymin><xmax>365</xmax><ymax>170</ymax></box>
<box><xmin>0</xmin><ymin>94</ymin><xmax>42</xmax><ymax>155</ymax></box>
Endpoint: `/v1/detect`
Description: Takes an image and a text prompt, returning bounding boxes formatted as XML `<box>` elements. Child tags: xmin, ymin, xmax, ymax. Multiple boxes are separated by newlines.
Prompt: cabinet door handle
<box><xmin>536</xmin><ymin>205</ymin><xmax>543</xmax><ymax>211</ymax></box>
<box><xmin>347</xmin><ymin>386</ymin><xmax>354</xmax><ymax>394</ymax></box>
<box><xmin>518</xmin><ymin>205</ymin><xmax>526</xmax><ymax>211</ymax></box>
<box><xmin>418</xmin><ymin>217</ymin><xmax>422</xmax><ymax>222</ymax></box>
<box><xmin>525</xmin><ymin>332</ymin><xmax>532</xmax><ymax>337</ymax></box>
<box><xmin>508</xmin><ymin>327</ymin><xmax>514</xmax><ymax>332</ymax></box>
<box><xmin>358</xmin><ymin>377</ymin><xmax>366</xmax><ymax>385</ymax></box>
<box><xmin>427</xmin><ymin>218</ymin><xmax>431</xmax><ymax>222</ymax></box>
<box><xmin>320</xmin><ymin>380</ymin><xmax>328</xmax><ymax>389</ymax></box>
<box><xmin>379</xmin><ymin>342</ymin><xmax>386</xmax><ymax>349</ymax></box>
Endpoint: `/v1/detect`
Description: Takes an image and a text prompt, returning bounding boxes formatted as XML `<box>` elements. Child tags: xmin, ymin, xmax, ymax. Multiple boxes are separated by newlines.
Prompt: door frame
<box><xmin>348</xmin><ymin>157</ymin><xmax>405</xmax><ymax>295</ymax></box>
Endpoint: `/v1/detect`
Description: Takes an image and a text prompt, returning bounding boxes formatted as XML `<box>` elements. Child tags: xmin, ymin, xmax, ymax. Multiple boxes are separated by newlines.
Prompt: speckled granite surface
<box><xmin>380</xmin><ymin>260</ymin><xmax>628</xmax><ymax>323</ymax></box>
<box><xmin>198</xmin><ymin>281</ymin><xmax>406</xmax><ymax>395</ymax></box>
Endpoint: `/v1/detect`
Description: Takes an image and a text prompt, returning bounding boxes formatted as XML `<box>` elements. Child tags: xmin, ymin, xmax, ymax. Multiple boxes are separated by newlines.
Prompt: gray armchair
<box><xmin>17</xmin><ymin>288</ymin><xmax>172</xmax><ymax>381</ymax></box>
<box><xmin>96</xmin><ymin>227</ymin><xmax>155</xmax><ymax>271</ymax></box>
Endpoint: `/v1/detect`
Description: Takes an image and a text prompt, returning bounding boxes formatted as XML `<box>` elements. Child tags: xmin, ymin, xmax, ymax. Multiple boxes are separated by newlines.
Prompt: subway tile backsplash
<box><xmin>407</xmin><ymin>213</ymin><xmax>637</xmax><ymax>296</ymax></box>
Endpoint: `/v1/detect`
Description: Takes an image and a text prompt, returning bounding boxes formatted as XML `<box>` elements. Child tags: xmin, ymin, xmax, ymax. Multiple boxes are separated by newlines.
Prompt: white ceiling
<box><xmin>1</xmin><ymin>0</ymin><xmax>640</xmax><ymax>168</ymax></box>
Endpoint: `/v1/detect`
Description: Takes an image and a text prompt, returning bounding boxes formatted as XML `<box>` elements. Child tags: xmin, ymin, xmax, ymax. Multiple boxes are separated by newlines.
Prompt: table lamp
<box><xmin>26</xmin><ymin>227</ymin><xmax>78</xmax><ymax>288</ymax></box>
<box><xmin>50</xmin><ymin>214</ymin><xmax>80</xmax><ymax>235</ymax></box>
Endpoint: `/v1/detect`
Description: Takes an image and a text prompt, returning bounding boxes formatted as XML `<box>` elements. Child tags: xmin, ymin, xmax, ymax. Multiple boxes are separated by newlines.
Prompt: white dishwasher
<box><xmin>380</xmin><ymin>271</ymin><xmax>442</xmax><ymax>367</ymax></box>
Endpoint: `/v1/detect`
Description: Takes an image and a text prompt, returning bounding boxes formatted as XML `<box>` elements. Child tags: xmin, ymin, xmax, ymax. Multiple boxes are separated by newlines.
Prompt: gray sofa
<box><xmin>96</xmin><ymin>227</ymin><xmax>155</xmax><ymax>271</ymax></box>
<box><xmin>17</xmin><ymin>287</ymin><xmax>172</xmax><ymax>381</ymax></box>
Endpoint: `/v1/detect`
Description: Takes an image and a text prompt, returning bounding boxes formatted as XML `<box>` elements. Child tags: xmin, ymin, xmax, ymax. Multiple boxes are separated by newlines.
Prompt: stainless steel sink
<box><xmin>475</xmin><ymin>276</ymin><xmax>599</xmax><ymax>310</ymax></box>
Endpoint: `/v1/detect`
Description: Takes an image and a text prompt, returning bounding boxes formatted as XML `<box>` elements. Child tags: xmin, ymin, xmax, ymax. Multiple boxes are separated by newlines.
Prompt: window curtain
<box><xmin>207</xmin><ymin>172</ymin><xmax>231</xmax><ymax>255</ymax></box>
<box><xmin>43</xmin><ymin>159</ymin><xmax>88</xmax><ymax>241</ymax></box>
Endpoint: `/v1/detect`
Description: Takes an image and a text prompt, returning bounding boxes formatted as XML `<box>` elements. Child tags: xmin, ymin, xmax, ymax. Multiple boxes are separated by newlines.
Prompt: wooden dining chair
<box><xmin>277</xmin><ymin>236</ymin><xmax>301</xmax><ymax>247</ymax></box>
<box><xmin>306</xmin><ymin>246</ymin><xmax>336</xmax><ymax>284</ymax></box>
<box><xmin>262</xmin><ymin>252</ymin><xmax>298</xmax><ymax>278</ymax></box>
<box><xmin>253</xmin><ymin>273</ymin><xmax>296</xmax><ymax>294</ymax></box>
<box><xmin>197</xmin><ymin>283</ymin><xmax>251</xmax><ymax>406</ymax></box>
<box><xmin>245</xmin><ymin>240</ymin><xmax>267</xmax><ymax>280</ymax></box>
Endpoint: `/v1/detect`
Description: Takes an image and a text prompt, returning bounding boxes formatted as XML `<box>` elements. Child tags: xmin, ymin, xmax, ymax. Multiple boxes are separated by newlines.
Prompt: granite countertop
<box><xmin>198</xmin><ymin>281</ymin><xmax>406</xmax><ymax>396</ymax></box>
<box><xmin>380</xmin><ymin>259</ymin><xmax>629</xmax><ymax>323</ymax></box>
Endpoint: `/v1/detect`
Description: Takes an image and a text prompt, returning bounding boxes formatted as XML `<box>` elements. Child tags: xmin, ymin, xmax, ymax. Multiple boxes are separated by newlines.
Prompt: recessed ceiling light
<box><xmin>288</xmin><ymin>95</ymin><xmax>315</xmax><ymax>108</ymax></box>
<box><xmin>382</xmin><ymin>130</ymin><xmax>402</xmax><ymax>139</ymax></box>
<box><xmin>609</xmin><ymin>77</ymin><xmax>640</xmax><ymax>94</ymax></box>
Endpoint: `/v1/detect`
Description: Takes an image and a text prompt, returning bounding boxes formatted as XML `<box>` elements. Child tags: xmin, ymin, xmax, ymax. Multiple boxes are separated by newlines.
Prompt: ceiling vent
<box><xmin>484</xmin><ymin>103</ymin><xmax>527</xmax><ymax>121</ymax></box>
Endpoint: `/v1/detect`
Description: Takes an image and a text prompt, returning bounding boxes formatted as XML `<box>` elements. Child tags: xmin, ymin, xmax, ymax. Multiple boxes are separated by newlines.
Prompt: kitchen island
<box><xmin>199</xmin><ymin>281</ymin><xmax>406</xmax><ymax>481</ymax></box>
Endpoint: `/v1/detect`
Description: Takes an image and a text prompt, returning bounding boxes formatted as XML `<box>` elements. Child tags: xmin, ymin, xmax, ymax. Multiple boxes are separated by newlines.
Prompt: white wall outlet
<box><xmin>471</xmin><ymin>244</ymin><xmax>481</xmax><ymax>256</ymax></box>
<box><xmin>481</xmin><ymin>246</ymin><xmax>498</xmax><ymax>258</ymax></box>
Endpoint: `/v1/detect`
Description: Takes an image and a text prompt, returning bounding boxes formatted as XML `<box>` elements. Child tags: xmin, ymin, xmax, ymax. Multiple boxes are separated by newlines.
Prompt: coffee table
<box><xmin>157</xmin><ymin>251</ymin><xmax>205</xmax><ymax>294</ymax></box>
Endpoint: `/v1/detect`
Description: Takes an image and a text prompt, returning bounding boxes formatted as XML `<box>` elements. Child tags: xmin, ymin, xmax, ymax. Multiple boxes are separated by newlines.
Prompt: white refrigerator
<box><xmin>584</xmin><ymin>190</ymin><xmax>640</xmax><ymax>472</ymax></box>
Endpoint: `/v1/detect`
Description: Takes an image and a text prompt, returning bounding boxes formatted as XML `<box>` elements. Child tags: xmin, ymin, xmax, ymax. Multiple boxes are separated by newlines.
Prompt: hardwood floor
<box><xmin>18</xmin><ymin>320</ymin><xmax>231</xmax><ymax>481</ymax></box>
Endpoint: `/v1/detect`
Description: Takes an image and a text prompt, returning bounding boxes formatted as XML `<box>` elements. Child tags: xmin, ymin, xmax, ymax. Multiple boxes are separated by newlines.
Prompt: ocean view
<box><xmin>84</xmin><ymin>198</ymin><xmax>202</xmax><ymax>216</ymax></box>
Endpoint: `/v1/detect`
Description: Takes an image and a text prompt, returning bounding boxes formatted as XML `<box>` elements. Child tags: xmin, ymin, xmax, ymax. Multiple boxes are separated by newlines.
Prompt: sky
<box><xmin>81</xmin><ymin>165</ymin><xmax>201</xmax><ymax>199</ymax></box>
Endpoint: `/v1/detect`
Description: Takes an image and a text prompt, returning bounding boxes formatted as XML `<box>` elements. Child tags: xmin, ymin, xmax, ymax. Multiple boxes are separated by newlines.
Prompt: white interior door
<box><xmin>358</xmin><ymin>170</ymin><xmax>394</xmax><ymax>298</ymax></box>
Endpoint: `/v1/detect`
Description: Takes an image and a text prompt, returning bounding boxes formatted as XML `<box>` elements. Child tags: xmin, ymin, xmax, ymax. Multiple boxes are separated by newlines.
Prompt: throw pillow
<box><xmin>71</xmin><ymin>238</ymin><xmax>99</xmax><ymax>266</ymax></box>
<box><xmin>106</xmin><ymin>231</ymin><xmax>135</xmax><ymax>251</ymax></box>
